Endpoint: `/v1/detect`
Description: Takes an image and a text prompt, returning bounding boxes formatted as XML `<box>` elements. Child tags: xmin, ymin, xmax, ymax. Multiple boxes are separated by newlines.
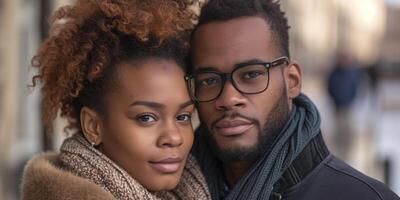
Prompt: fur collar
<box><xmin>21</xmin><ymin>152</ymin><xmax>116</xmax><ymax>200</ymax></box>
<box><xmin>21</xmin><ymin>151</ymin><xmax>211</xmax><ymax>200</ymax></box>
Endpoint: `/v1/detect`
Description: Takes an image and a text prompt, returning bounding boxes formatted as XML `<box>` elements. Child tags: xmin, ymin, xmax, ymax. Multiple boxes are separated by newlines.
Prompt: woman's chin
<box><xmin>147</xmin><ymin>179</ymin><xmax>180</xmax><ymax>192</ymax></box>
<box><xmin>144</xmin><ymin>172</ymin><xmax>183</xmax><ymax>192</ymax></box>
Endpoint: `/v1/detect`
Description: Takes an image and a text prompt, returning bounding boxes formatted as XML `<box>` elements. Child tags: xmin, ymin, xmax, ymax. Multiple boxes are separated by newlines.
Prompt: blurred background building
<box><xmin>0</xmin><ymin>0</ymin><xmax>399</xmax><ymax>199</ymax></box>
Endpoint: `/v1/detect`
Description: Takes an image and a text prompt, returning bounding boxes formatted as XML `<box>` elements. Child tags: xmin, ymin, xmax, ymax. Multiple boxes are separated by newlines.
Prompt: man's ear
<box><xmin>284</xmin><ymin>61</ymin><xmax>302</xmax><ymax>100</ymax></box>
<box><xmin>80</xmin><ymin>107</ymin><xmax>103</xmax><ymax>145</ymax></box>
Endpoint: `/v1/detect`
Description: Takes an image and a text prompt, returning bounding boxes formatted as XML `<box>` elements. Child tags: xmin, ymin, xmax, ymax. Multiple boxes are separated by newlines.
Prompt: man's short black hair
<box><xmin>195</xmin><ymin>0</ymin><xmax>290</xmax><ymax>58</ymax></box>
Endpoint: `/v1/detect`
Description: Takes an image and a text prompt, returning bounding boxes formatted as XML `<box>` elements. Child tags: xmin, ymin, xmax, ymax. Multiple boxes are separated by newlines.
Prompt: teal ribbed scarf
<box><xmin>191</xmin><ymin>93</ymin><xmax>321</xmax><ymax>200</ymax></box>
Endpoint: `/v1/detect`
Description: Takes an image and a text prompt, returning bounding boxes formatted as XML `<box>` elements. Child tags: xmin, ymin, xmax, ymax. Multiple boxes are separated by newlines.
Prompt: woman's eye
<box><xmin>136</xmin><ymin>114</ymin><xmax>157</xmax><ymax>123</ymax></box>
<box><xmin>176</xmin><ymin>114</ymin><xmax>191</xmax><ymax>122</ymax></box>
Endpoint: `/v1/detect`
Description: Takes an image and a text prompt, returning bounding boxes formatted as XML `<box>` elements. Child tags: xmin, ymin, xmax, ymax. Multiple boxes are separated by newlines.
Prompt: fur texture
<box><xmin>21</xmin><ymin>152</ymin><xmax>115</xmax><ymax>200</ymax></box>
<box><xmin>21</xmin><ymin>150</ymin><xmax>211</xmax><ymax>200</ymax></box>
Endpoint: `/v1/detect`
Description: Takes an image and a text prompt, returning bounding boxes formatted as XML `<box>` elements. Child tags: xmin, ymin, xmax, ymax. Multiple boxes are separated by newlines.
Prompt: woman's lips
<box><xmin>214</xmin><ymin>119</ymin><xmax>254</xmax><ymax>136</ymax></box>
<box><xmin>149</xmin><ymin>157</ymin><xmax>183</xmax><ymax>174</ymax></box>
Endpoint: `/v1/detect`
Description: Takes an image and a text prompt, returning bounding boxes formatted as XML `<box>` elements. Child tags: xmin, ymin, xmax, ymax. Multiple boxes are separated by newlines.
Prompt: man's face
<box><xmin>191</xmin><ymin>16</ymin><xmax>298</xmax><ymax>163</ymax></box>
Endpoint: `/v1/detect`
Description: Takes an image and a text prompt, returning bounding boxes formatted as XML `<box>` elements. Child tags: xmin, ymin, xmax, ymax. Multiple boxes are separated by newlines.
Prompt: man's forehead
<box><xmin>193</xmin><ymin>16</ymin><xmax>271</xmax><ymax>43</ymax></box>
<box><xmin>191</xmin><ymin>16</ymin><xmax>278</xmax><ymax>71</ymax></box>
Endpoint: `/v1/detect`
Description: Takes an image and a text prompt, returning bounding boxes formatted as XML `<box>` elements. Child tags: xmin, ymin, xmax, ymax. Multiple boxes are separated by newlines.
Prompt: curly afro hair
<box><xmin>32</xmin><ymin>0</ymin><xmax>200</xmax><ymax>133</ymax></box>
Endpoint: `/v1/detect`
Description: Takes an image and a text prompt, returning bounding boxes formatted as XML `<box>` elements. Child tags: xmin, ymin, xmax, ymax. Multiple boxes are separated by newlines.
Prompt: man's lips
<box><xmin>214</xmin><ymin>119</ymin><xmax>254</xmax><ymax>136</ymax></box>
<box><xmin>149</xmin><ymin>157</ymin><xmax>183</xmax><ymax>174</ymax></box>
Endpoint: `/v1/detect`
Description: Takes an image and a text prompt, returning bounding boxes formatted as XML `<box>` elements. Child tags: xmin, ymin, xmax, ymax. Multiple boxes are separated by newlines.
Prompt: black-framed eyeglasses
<box><xmin>185</xmin><ymin>56</ymin><xmax>289</xmax><ymax>102</ymax></box>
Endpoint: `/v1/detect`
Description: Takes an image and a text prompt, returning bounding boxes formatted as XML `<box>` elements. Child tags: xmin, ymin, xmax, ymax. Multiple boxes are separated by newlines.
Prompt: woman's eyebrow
<box><xmin>129</xmin><ymin>101</ymin><xmax>164</xmax><ymax>109</ymax></box>
<box><xmin>179</xmin><ymin>100</ymin><xmax>194</xmax><ymax>110</ymax></box>
<box><xmin>129</xmin><ymin>100</ymin><xmax>193</xmax><ymax>110</ymax></box>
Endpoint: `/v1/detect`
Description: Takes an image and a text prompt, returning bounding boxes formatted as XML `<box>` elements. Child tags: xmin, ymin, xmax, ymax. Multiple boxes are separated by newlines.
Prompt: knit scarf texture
<box><xmin>191</xmin><ymin>93</ymin><xmax>321</xmax><ymax>200</ymax></box>
<box><xmin>59</xmin><ymin>133</ymin><xmax>211</xmax><ymax>200</ymax></box>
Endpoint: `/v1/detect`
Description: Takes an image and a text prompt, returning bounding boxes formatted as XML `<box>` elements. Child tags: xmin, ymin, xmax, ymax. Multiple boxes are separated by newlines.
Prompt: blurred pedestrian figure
<box><xmin>327</xmin><ymin>52</ymin><xmax>361</xmax><ymax>161</ymax></box>
<box><xmin>367</xmin><ymin>60</ymin><xmax>381</xmax><ymax>107</ymax></box>
<box><xmin>367</xmin><ymin>61</ymin><xmax>379</xmax><ymax>94</ymax></box>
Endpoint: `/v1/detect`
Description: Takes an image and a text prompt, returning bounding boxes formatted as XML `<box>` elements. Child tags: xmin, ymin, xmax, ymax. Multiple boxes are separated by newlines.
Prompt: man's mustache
<box><xmin>211</xmin><ymin>112</ymin><xmax>259</xmax><ymax>130</ymax></box>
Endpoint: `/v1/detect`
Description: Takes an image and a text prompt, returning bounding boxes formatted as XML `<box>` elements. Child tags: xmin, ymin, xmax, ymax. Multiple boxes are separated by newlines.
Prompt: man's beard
<box><xmin>202</xmin><ymin>90</ymin><xmax>290</xmax><ymax>163</ymax></box>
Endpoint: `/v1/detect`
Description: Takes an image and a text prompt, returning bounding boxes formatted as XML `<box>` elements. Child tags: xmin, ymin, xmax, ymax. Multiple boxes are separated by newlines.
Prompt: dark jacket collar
<box><xmin>271</xmin><ymin>133</ymin><xmax>330</xmax><ymax>199</ymax></box>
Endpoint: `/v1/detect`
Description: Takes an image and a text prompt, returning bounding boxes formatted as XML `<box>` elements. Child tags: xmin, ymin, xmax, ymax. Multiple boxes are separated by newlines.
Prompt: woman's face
<box><xmin>99</xmin><ymin>58</ymin><xmax>194</xmax><ymax>191</ymax></box>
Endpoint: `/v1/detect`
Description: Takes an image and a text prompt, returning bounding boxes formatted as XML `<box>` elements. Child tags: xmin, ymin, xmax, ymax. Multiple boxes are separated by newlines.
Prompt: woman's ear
<box><xmin>80</xmin><ymin>107</ymin><xmax>103</xmax><ymax>145</ymax></box>
<box><xmin>284</xmin><ymin>61</ymin><xmax>302</xmax><ymax>100</ymax></box>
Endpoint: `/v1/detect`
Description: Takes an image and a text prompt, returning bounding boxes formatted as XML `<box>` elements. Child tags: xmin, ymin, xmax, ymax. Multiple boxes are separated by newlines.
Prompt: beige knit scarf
<box><xmin>59</xmin><ymin>134</ymin><xmax>210</xmax><ymax>200</ymax></box>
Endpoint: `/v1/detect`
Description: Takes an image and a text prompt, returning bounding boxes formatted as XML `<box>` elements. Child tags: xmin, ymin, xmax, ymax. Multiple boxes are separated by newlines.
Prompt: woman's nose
<box><xmin>156</xmin><ymin>122</ymin><xmax>183</xmax><ymax>148</ymax></box>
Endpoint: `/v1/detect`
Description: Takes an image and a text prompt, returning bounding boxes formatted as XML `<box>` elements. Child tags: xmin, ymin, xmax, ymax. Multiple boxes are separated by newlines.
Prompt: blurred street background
<box><xmin>1</xmin><ymin>0</ymin><xmax>400</xmax><ymax>199</ymax></box>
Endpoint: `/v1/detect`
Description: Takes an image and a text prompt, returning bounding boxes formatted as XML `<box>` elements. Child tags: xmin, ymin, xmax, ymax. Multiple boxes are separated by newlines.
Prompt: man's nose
<box><xmin>215</xmin><ymin>80</ymin><xmax>246</xmax><ymax>111</ymax></box>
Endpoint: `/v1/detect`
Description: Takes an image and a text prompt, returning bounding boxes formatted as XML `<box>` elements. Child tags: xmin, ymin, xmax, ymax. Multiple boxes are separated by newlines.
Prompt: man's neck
<box><xmin>223</xmin><ymin>160</ymin><xmax>255</xmax><ymax>188</ymax></box>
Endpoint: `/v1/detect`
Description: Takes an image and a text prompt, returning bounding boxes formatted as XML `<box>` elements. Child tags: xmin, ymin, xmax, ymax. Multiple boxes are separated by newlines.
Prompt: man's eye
<box><xmin>176</xmin><ymin>114</ymin><xmax>191</xmax><ymax>122</ymax></box>
<box><xmin>243</xmin><ymin>71</ymin><xmax>265</xmax><ymax>79</ymax></box>
<box><xmin>136</xmin><ymin>114</ymin><xmax>157</xmax><ymax>123</ymax></box>
<box><xmin>199</xmin><ymin>78</ymin><xmax>218</xmax><ymax>86</ymax></box>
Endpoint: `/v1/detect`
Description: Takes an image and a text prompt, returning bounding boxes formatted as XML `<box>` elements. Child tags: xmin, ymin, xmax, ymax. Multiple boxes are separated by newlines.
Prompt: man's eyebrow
<box><xmin>234</xmin><ymin>59</ymin><xmax>266</xmax><ymax>67</ymax></box>
<box><xmin>193</xmin><ymin>66</ymin><xmax>218</xmax><ymax>73</ymax></box>
<box><xmin>193</xmin><ymin>59</ymin><xmax>267</xmax><ymax>73</ymax></box>
<box><xmin>129</xmin><ymin>101</ymin><xmax>164</xmax><ymax>109</ymax></box>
